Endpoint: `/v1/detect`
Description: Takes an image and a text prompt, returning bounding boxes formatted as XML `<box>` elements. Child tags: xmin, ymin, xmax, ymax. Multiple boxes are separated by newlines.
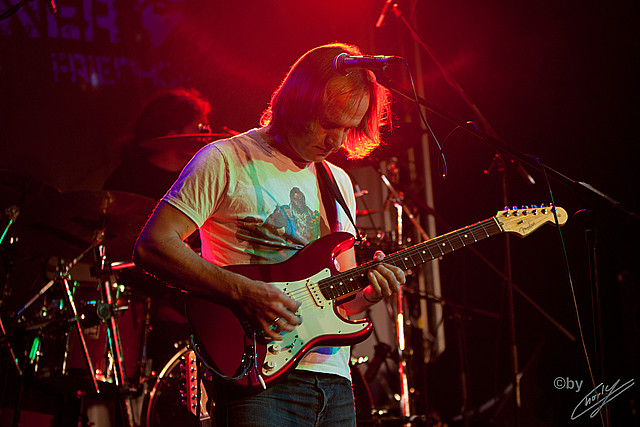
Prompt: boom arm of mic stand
<box><xmin>374</xmin><ymin>71</ymin><xmax>640</xmax><ymax>226</ymax></box>
<box><xmin>389</xmin><ymin>2</ymin><xmax>499</xmax><ymax>139</ymax></box>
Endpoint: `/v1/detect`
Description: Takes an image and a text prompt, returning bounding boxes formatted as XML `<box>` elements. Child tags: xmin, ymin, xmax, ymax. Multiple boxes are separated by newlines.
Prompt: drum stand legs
<box><xmin>96</xmin><ymin>243</ymin><xmax>136</xmax><ymax>427</ymax></box>
<box><xmin>0</xmin><ymin>205</ymin><xmax>22</xmax><ymax>376</ymax></box>
<box><xmin>11</xmin><ymin>238</ymin><xmax>137</xmax><ymax>426</ymax></box>
<box><xmin>17</xmin><ymin>242</ymin><xmax>102</xmax><ymax>394</ymax></box>
<box><xmin>61</xmin><ymin>273</ymin><xmax>101</xmax><ymax>393</ymax></box>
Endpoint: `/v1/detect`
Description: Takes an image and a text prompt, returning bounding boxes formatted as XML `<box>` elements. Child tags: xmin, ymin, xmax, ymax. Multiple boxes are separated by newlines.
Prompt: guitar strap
<box><xmin>316</xmin><ymin>161</ymin><xmax>362</xmax><ymax>241</ymax></box>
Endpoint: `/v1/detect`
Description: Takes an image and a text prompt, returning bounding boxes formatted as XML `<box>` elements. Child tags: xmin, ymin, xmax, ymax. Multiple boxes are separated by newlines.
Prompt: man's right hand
<box><xmin>233</xmin><ymin>274</ymin><xmax>302</xmax><ymax>342</ymax></box>
<box><xmin>134</xmin><ymin>201</ymin><xmax>301</xmax><ymax>342</ymax></box>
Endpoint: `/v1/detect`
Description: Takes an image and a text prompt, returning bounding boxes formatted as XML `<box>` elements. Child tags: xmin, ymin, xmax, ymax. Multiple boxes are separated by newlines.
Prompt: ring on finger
<box><xmin>271</xmin><ymin>316</ymin><xmax>280</xmax><ymax>326</ymax></box>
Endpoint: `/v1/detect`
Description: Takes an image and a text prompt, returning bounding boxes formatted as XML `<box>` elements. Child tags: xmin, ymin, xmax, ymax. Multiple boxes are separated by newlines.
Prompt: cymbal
<box><xmin>355</xmin><ymin>208</ymin><xmax>381</xmax><ymax>216</ymax></box>
<box><xmin>0</xmin><ymin>168</ymin><xmax>61</xmax><ymax>212</ymax></box>
<box><xmin>139</xmin><ymin>133</ymin><xmax>231</xmax><ymax>151</ymax></box>
<box><xmin>21</xmin><ymin>190</ymin><xmax>156</xmax><ymax>261</ymax></box>
<box><xmin>327</xmin><ymin>122</ymin><xmax>425</xmax><ymax>170</ymax></box>
<box><xmin>0</xmin><ymin>170</ymin><xmax>65</xmax><ymax>259</ymax></box>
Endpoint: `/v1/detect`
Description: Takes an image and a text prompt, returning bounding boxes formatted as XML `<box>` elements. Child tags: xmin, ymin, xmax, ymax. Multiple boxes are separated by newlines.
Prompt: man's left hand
<box><xmin>364</xmin><ymin>250</ymin><xmax>405</xmax><ymax>303</ymax></box>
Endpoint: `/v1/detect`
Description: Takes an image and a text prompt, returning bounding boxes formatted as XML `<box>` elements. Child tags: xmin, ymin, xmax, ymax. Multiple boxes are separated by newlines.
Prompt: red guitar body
<box><xmin>185</xmin><ymin>206</ymin><xmax>567</xmax><ymax>392</ymax></box>
<box><xmin>185</xmin><ymin>232</ymin><xmax>372</xmax><ymax>391</ymax></box>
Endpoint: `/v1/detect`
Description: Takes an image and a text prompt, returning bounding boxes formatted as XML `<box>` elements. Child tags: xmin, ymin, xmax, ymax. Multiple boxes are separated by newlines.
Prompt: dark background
<box><xmin>1</xmin><ymin>0</ymin><xmax>639</xmax><ymax>425</ymax></box>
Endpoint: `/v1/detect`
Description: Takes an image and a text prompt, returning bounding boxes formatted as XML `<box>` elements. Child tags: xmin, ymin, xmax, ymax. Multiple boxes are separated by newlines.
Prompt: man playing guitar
<box><xmin>134</xmin><ymin>42</ymin><xmax>405</xmax><ymax>426</ymax></box>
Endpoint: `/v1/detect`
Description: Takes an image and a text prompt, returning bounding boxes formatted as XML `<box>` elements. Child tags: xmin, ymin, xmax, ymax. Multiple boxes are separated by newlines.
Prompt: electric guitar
<box><xmin>186</xmin><ymin>205</ymin><xmax>567</xmax><ymax>391</ymax></box>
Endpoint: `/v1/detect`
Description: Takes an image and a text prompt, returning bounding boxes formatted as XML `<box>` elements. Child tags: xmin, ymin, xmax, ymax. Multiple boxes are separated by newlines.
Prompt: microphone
<box><xmin>333</xmin><ymin>53</ymin><xmax>402</xmax><ymax>76</ymax></box>
<box><xmin>375</xmin><ymin>0</ymin><xmax>393</xmax><ymax>28</ymax></box>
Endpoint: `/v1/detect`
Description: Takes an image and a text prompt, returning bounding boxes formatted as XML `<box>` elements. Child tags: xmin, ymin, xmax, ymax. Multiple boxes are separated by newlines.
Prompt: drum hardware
<box><xmin>11</xmin><ymin>236</ymin><xmax>140</xmax><ymax>426</ymax></box>
<box><xmin>1</xmin><ymin>178</ymin><xmax>157</xmax><ymax>424</ymax></box>
<box><xmin>379</xmin><ymin>170</ymin><xmax>430</xmax><ymax>244</ymax></box>
<box><xmin>139</xmin><ymin>132</ymin><xmax>231</xmax><ymax>152</ymax></box>
<box><xmin>350</xmin><ymin>355</ymin><xmax>375</xmax><ymax>424</ymax></box>
<box><xmin>354</xmin><ymin>162</ymin><xmax>440</xmax><ymax>424</ymax></box>
<box><xmin>17</xmin><ymin>237</ymin><xmax>103</xmax><ymax>394</ymax></box>
<box><xmin>360</xmin><ymin>165</ymin><xmax>426</xmax><ymax>422</ymax></box>
<box><xmin>1</xmin><ymin>204</ymin><xmax>23</xmax><ymax>376</ymax></box>
<box><xmin>141</xmin><ymin>343</ymin><xmax>211</xmax><ymax>427</ymax></box>
<box><xmin>95</xmin><ymin>242</ymin><xmax>137</xmax><ymax>427</ymax></box>
<box><xmin>0</xmin><ymin>315</ymin><xmax>22</xmax><ymax>376</ymax></box>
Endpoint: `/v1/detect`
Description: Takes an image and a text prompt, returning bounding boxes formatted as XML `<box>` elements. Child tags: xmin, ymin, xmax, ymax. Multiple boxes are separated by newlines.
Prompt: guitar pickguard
<box><xmin>261</xmin><ymin>268</ymin><xmax>369</xmax><ymax>377</ymax></box>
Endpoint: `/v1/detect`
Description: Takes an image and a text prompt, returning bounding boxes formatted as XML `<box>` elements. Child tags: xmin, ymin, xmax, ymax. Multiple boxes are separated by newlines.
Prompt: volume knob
<box><xmin>263</xmin><ymin>360</ymin><xmax>276</xmax><ymax>372</ymax></box>
<box><xmin>269</xmin><ymin>344</ymin><xmax>281</xmax><ymax>354</ymax></box>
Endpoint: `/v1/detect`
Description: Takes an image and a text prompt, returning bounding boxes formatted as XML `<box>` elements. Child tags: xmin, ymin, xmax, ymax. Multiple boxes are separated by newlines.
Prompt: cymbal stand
<box><xmin>95</xmin><ymin>242</ymin><xmax>135</xmax><ymax>427</ymax></box>
<box><xmin>395</xmin><ymin>285</ymin><xmax>412</xmax><ymax>423</ymax></box>
<box><xmin>378</xmin><ymin>170</ymin><xmax>430</xmax><ymax>242</ymax></box>
<box><xmin>60</xmin><ymin>269</ymin><xmax>101</xmax><ymax>392</ymax></box>
<box><xmin>377</xmin><ymin>166</ymin><xmax>432</xmax><ymax>424</ymax></box>
<box><xmin>16</xmin><ymin>239</ymin><xmax>101</xmax><ymax>394</ymax></box>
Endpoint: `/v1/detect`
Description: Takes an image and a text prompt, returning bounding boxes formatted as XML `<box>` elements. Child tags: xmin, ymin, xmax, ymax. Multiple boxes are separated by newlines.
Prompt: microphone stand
<box><xmin>578</xmin><ymin>209</ymin><xmax>612</xmax><ymax>426</ymax></box>
<box><xmin>371</xmin><ymin>16</ymin><xmax>639</xmax><ymax>424</ymax></box>
<box><xmin>377</xmin><ymin>10</ymin><xmax>637</xmax><ymax>427</ymax></box>
<box><xmin>387</xmin><ymin>3</ymin><xmax>499</xmax><ymax>140</ymax></box>
<box><xmin>372</xmin><ymin>45</ymin><xmax>638</xmax><ymax>427</ymax></box>
<box><xmin>374</xmin><ymin>133</ymin><xmax>576</xmax><ymax>343</ymax></box>
<box><xmin>372</xmin><ymin>66</ymin><xmax>640</xmax><ymax>226</ymax></box>
<box><xmin>405</xmin><ymin>289</ymin><xmax>500</xmax><ymax>426</ymax></box>
<box><xmin>374</xmin><ymin>2</ymin><xmax>640</xmax><ymax>224</ymax></box>
<box><xmin>485</xmin><ymin>153</ymin><xmax>523</xmax><ymax>424</ymax></box>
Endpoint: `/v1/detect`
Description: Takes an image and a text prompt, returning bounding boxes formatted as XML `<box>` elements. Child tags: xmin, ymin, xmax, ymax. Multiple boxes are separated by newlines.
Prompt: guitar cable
<box><xmin>189</xmin><ymin>333</ymin><xmax>265</xmax><ymax>387</ymax></box>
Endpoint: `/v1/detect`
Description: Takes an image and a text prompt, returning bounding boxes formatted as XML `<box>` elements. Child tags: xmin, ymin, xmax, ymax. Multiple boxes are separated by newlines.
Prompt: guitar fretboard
<box><xmin>318</xmin><ymin>216</ymin><xmax>502</xmax><ymax>300</ymax></box>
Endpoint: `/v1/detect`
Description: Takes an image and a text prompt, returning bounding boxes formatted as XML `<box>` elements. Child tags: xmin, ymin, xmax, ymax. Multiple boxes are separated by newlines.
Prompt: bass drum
<box><xmin>142</xmin><ymin>344</ymin><xmax>213</xmax><ymax>427</ymax></box>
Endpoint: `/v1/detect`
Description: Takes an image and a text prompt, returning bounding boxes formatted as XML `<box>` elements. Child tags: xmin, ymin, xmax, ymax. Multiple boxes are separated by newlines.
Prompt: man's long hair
<box><xmin>260</xmin><ymin>42</ymin><xmax>391</xmax><ymax>160</ymax></box>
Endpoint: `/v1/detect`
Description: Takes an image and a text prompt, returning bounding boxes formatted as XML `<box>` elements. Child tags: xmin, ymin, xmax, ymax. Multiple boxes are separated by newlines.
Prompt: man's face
<box><xmin>290</xmin><ymin>189</ymin><xmax>305</xmax><ymax>211</ymax></box>
<box><xmin>286</xmin><ymin>83</ymin><xmax>370</xmax><ymax>164</ymax></box>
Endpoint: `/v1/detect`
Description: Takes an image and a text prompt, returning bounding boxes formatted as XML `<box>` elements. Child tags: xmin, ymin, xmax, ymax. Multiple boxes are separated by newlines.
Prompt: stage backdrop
<box><xmin>1</xmin><ymin>0</ymin><xmax>639</xmax><ymax>425</ymax></box>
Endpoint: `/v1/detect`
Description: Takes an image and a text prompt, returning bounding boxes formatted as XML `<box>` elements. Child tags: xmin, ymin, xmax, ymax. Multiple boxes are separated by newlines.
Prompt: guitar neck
<box><xmin>319</xmin><ymin>216</ymin><xmax>501</xmax><ymax>300</ymax></box>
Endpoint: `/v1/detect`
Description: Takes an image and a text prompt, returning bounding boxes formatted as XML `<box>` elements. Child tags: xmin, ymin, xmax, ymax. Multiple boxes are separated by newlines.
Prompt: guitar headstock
<box><xmin>496</xmin><ymin>205</ymin><xmax>567</xmax><ymax>237</ymax></box>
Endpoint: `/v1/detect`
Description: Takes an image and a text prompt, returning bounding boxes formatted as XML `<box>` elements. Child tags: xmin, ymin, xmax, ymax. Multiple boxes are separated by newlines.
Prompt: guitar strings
<box><xmin>282</xmin><ymin>218</ymin><xmax>500</xmax><ymax>305</ymax></box>
<box><xmin>282</xmin><ymin>208</ymin><xmax>553</xmax><ymax>314</ymax></box>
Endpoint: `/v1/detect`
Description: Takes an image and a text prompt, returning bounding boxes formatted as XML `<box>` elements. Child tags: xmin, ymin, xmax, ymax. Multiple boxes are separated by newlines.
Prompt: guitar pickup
<box><xmin>305</xmin><ymin>269</ymin><xmax>331</xmax><ymax>307</ymax></box>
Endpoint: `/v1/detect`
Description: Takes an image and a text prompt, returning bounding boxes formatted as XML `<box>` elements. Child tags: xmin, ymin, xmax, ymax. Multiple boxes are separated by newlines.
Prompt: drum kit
<box><xmin>0</xmin><ymin>169</ymin><xmax>206</xmax><ymax>426</ymax></box>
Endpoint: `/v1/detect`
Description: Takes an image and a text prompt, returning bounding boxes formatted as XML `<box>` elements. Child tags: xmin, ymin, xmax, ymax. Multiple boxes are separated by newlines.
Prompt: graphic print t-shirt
<box><xmin>163</xmin><ymin>128</ymin><xmax>357</xmax><ymax>379</ymax></box>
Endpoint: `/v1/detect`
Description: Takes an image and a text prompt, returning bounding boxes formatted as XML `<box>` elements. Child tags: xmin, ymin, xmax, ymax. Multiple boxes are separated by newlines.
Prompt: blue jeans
<box><xmin>215</xmin><ymin>370</ymin><xmax>356</xmax><ymax>427</ymax></box>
